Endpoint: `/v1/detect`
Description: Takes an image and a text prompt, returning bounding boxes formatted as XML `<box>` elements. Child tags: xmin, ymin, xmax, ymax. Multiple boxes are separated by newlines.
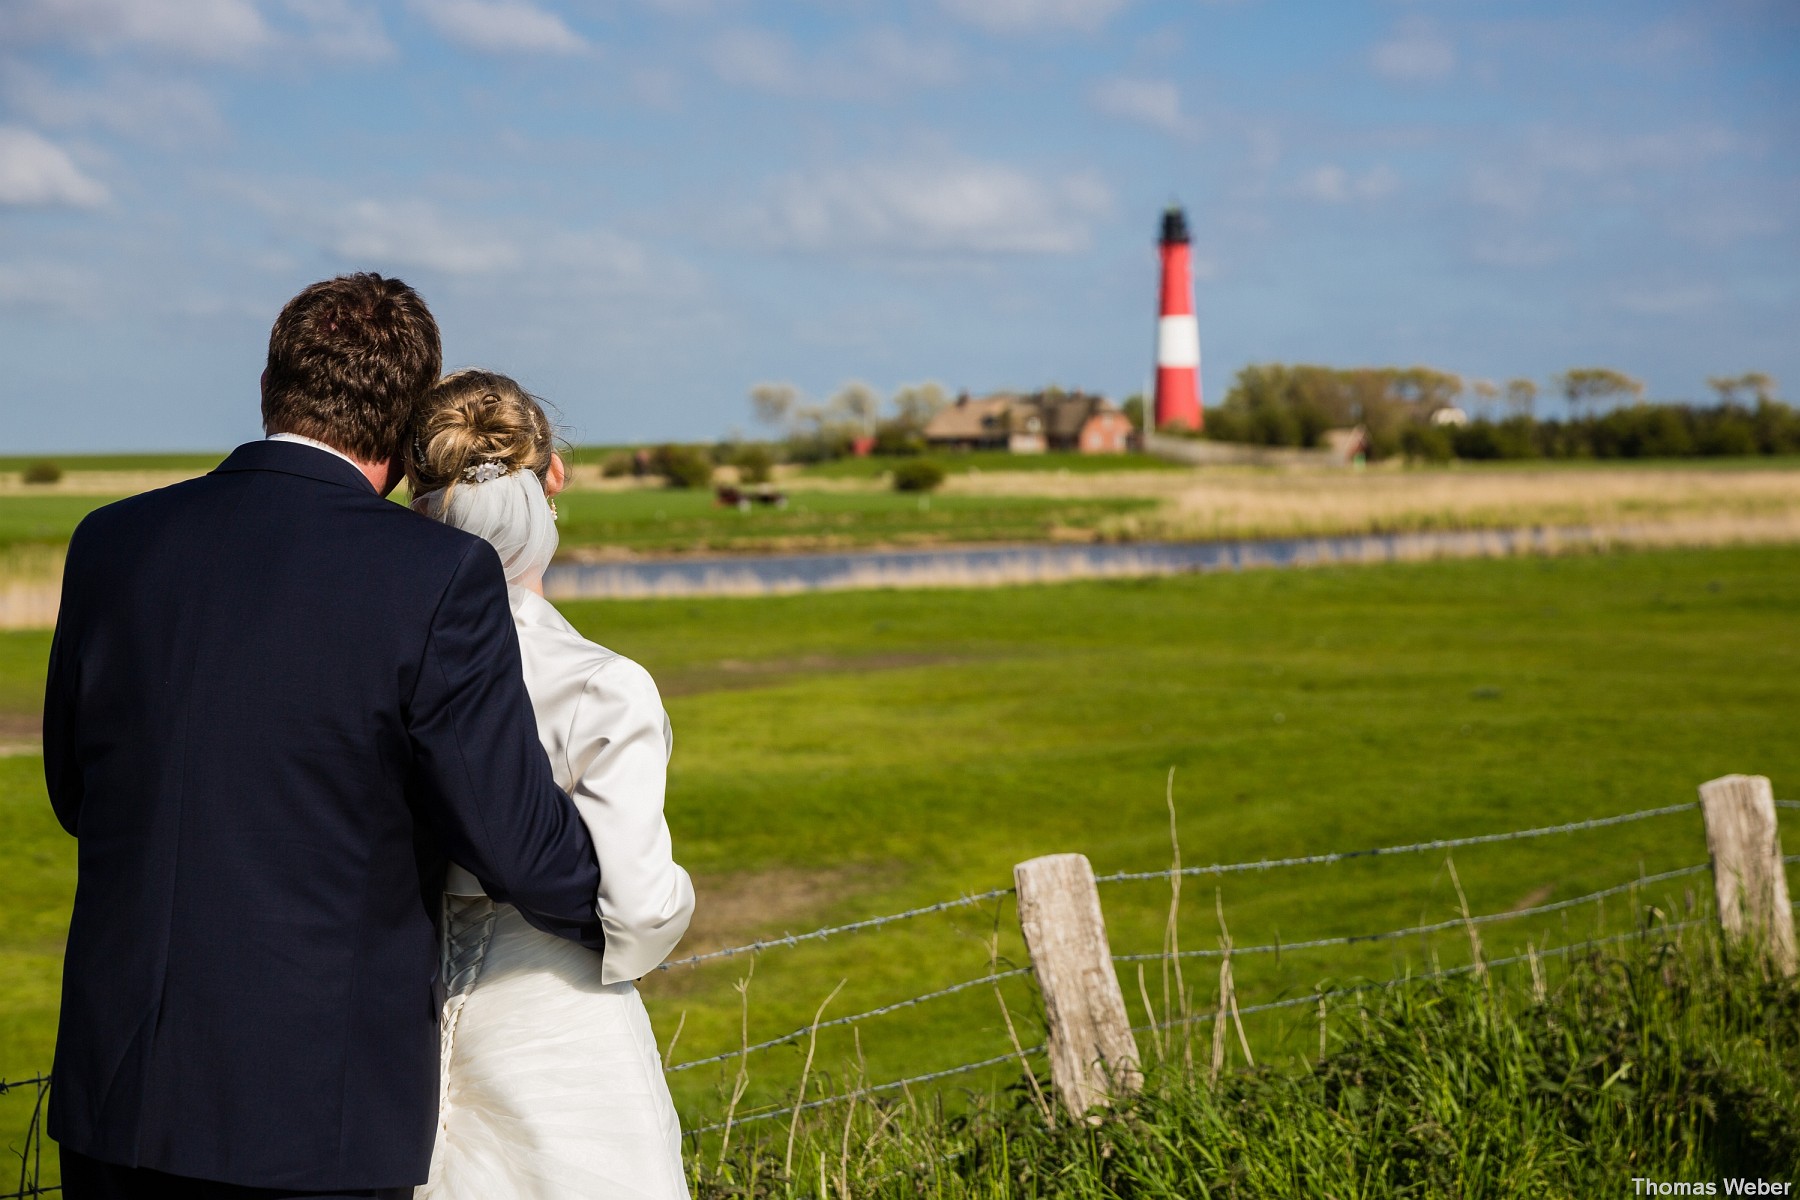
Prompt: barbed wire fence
<box><xmin>6</xmin><ymin>786</ymin><xmax>1794</xmax><ymax>1191</ymax></box>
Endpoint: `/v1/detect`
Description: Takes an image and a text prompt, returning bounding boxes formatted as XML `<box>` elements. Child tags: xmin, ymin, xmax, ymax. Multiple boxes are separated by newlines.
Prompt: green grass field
<box><xmin>0</xmin><ymin>453</ymin><xmax>227</xmax><ymax>474</ymax></box>
<box><xmin>0</xmin><ymin>495</ymin><xmax>131</xmax><ymax>550</ymax></box>
<box><xmin>795</xmin><ymin>449</ymin><xmax>1181</xmax><ymax>479</ymax></box>
<box><xmin>0</xmin><ymin>487</ymin><xmax>1155</xmax><ymax>556</ymax></box>
<box><xmin>550</xmin><ymin>487</ymin><xmax>1152</xmax><ymax>554</ymax></box>
<box><xmin>2</xmin><ymin>545</ymin><xmax>1797</xmax><ymax>1174</ymax></box>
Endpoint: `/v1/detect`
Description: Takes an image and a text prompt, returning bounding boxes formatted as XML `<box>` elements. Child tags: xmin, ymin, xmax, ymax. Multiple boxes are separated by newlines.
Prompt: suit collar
<box><xmin>214</xmin><ymin>439</ymin><xmax>379</xmax><ymax>493</ymax></box>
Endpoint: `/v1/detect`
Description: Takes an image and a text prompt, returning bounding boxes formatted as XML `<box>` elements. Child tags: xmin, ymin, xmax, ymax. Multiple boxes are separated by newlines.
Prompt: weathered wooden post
<box><xmin>1698</xmin><ymin>774</ymin><xmax>1796</xmax><ymax>976</ymax></box>
<box><xmin>1014</xmin><ymin>853</ymin><xmax>1142</xmax><ymax>1116</ymax></box>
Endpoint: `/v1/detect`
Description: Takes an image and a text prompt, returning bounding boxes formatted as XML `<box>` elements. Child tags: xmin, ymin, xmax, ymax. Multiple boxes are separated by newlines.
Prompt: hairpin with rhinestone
<box><xmin>462</xmin><ymin>461</ymin><xmax>510</xmax><ymax>484</ymax></box>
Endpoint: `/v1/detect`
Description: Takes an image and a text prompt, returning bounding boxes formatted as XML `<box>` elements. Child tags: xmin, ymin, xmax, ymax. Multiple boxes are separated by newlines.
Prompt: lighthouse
<box><xmin>1154</xmin><ymin>205</ymin><xmax>1202</xmax><ymax>432</ymax></box>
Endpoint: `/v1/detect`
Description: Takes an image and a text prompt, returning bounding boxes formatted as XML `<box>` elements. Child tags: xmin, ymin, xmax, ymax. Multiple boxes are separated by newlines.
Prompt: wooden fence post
<box><xmin>1014</xmin><ymin>853</ymin><xmax>1142</xmax><ymax>1116</ymax></box>
<box><xmin>1698</xmin><ymin>774</ymin><xmax>1796</xmax><ymax>976</ymax></box>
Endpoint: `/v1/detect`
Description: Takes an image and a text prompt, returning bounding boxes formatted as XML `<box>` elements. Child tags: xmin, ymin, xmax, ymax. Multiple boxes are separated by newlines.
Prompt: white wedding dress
<box><xmin>415</xmin><ymin>582</ymin><xmax>696</xmax><ymax>1200</ymax></box>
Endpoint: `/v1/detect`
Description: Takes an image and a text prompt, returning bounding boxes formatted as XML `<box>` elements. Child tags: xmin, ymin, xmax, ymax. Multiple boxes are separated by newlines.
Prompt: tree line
<box><xmin>1196</xmin><ymin>366</ymin><xmax>1794</xmax><ymax>461</ymax></box>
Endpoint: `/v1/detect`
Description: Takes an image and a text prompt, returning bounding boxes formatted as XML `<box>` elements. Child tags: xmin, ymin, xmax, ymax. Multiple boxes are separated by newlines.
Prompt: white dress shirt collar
<box><xmin>267</xmin><ymin>431</ymin><xmax>364</xmax><ymax>473</ymax></box>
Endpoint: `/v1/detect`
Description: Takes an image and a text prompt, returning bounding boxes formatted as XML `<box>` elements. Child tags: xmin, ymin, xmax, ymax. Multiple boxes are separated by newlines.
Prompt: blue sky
<box><xmin>2</xmin><ymin>0</ymin><xmax>1796</xmax><ymax>451</ymax></box>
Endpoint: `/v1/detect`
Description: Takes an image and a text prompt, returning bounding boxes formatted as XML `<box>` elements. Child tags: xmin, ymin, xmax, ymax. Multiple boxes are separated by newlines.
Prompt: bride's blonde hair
<box><xmin>408</xmin><ymin>369</ymin><xmax>554</xmax><ymax>496</ymax></box>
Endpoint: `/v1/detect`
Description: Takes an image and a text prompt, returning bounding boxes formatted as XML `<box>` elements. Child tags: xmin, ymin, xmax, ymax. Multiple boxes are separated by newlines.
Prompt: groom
<box><xmin>44</xmin><ymin>274</ymin><xmax>606</xmax><ymax>1199</ymax></box>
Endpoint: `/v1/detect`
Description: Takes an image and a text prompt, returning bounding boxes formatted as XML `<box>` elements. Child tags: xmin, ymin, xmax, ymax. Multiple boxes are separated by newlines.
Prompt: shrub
<box><xmin>599</xmin><ymin>451</ymin><xmax>634</xmax><ymax>478</ymax></box>
<box><xmin>873</xmin><ymin>423</ymin><xmax>925</xmax><ymax>457</ymax></box>
<box><xmin>891</xmin><ymin>459</ymin><xmax>946</xmax><ymax>492</ymax></box>
<box><xmin>1400</xmin><ymin>423</ymin><xmax>1454</xmax><ymax>464</ymax></box>
<box><xmin>652</xmin><ymin>444</ymin><xmax>715</xmax><ymax>489</ymax></box>
<box><xmin>22</xmin><ymin>461</ymin><xmax>61</xmax><ymax>485</ymax></box>
<box><xmin>733</xmin><ymin>444</ymin><xmax>774</xmax><ymax>485</ymax></box>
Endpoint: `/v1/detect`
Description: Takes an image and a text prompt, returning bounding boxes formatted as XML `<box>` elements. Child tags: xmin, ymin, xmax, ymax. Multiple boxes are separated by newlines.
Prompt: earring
<box><xmin>548</xmin><ymin>498</ymin><xmax>559</xmax><ymax>522</ymax></box>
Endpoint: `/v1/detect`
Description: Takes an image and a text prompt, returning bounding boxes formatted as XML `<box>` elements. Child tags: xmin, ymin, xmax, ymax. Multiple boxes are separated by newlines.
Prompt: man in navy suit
<box><xmin>44</xmin><ymin>274</ymin><xmax>606</xmax><ymax>1199</ymax></box>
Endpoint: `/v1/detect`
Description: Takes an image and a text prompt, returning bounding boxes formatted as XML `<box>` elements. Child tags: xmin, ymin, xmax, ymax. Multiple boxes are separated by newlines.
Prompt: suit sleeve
<box><xmin>43</xmin><ymin>526</ymin><xmax>89</xmax><ymax>836</ymax></box>
<box><xmin>566</xmin><ymin>658</ymin><xmax>694</xmax><ymax>983</ymax></box>
<box><xmin>408</xmin><ymin>542</ymin><xmax>605</xmax><ymax>949</ymax></box>
<box><xmin>43</xmin><ymin>590</ymin><xmax>82</xmax><ymax>836</ymax></box>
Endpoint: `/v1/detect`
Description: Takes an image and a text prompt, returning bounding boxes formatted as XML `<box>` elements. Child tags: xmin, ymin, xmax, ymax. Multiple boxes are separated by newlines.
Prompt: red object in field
<box><xmin>851</xmin><ymin>434</ymin><xmax>876</xmax><ymax>457</ymax></box>
<box><xmin>1154</xmin><ymin>206</ymin><xmax>1202</xmax><ymax>432</ymax></box>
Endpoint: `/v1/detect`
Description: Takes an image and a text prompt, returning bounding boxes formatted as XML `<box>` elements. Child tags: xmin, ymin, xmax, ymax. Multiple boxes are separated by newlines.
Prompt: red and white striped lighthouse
<box><xmin>1153</xmin><ymin>205</ymin><xmax>1202</xmax><ymax>432</ymax></box>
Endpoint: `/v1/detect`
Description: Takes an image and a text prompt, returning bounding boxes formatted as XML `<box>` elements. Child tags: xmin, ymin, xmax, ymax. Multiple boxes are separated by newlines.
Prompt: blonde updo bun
<box><xmin>408</xmin><ymin>369</ymin><xmax>554</xmax><ymax>497</ymax></box>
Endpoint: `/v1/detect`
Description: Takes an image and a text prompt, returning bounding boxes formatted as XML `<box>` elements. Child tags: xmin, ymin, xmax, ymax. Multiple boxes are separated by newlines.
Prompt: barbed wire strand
<box><xmin>1096</xmin><ymin>802</ymin><xmax>1701</xmax><ymax>884</ymax></box>
<box><xmin>1113</xmin><ymin>862</ymin><xmax>1711</xmax><ymax>963</ymax></box>
<box><xmin>656</xmin><ymin>886</ymin><xmax>1015</xmax><ymax>972</ymax></box>
<box><xmin>686</xmin><ymin>1044</ymin><xmax>1044</xmax><ymax>1136</ymax></box>
<box><xmin>667</xmin><ymin>968</ymin><xmax>1033</xmax><ymax>1075</ymax></box>
<box><xmin>685</xmin><ymin>918</ymin><xmax>1703</xmax><ymax>1138</ymax></box>
<box><xmin>659</xmin><ymin>803</ymin><xmax>1705</xmax><ymax>972</ymax></box>
<box><xmin>1134</xmin><ymin>918</ymin><xmax>1709</xmax><ymax>1035</ymax></box>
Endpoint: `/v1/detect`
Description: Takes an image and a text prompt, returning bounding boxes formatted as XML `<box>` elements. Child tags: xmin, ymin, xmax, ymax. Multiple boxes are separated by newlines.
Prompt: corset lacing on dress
<box><xmin>423</xmin><ymin>894</ymin><xmax>500</xmax><ymax>1193</ymax></box>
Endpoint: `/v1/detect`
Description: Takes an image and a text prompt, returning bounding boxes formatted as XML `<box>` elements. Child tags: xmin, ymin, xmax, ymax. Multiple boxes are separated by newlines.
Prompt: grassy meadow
<box><xmin>3</xmin><ymin>543</ymin><xmax>1797</xmax><ymax>1180</ymax></box>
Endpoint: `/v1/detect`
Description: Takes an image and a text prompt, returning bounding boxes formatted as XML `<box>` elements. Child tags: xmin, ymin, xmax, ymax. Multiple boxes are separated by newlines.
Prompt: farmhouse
<box><xmin>924</xmin><ymin>391</ymin><xmax>1135</xmax><ymax>455</ymax></box>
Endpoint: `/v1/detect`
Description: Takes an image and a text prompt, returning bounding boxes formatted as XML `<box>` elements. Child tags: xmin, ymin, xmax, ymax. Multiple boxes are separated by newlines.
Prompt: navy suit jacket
<box><xmin>43</xmin><ymin>440</ymin><xmax>605</xmax><ymax>1191</ymax></box>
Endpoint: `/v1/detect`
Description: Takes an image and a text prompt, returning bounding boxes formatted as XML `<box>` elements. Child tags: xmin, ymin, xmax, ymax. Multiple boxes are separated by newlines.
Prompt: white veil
<box><xmin>413</xmin><ymin>468</ymin><xmax>559</xmax><ymax>587</ymax></box>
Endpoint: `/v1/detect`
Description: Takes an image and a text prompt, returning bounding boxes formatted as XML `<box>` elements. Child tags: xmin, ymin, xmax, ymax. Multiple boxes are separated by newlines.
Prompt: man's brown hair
<box><xmin>261</xmin><ymin>273</ymin><xmax>442</xmax><ymax>463</ymax></box>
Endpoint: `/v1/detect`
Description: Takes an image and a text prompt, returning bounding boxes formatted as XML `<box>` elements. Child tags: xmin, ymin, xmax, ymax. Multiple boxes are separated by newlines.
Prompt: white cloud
<box><xmin>707</xmin><ymin>27</ymin><xmax>960</xmax><ymax>99</ymax></box>
<box><xmin>323</xmin><ymin>200</ymin><xmax>522</xmax><ymax>274</ymax></box>
<box><xmin>748</xmin><ymin>156</ymin><xmax>1112</xmax><ymax>257</ymax></box>
<box><xmin>707</xmin><ymin>28</ymin><xmax>797</xmax><ymax>92</ymax></box>
<box><xmin>284</xmin><ymin>0</ymin><xmax>393</xmax><ymax>60</ymax></box>
<box><xmin>1466</xmin><ymin>163</ymin><xmax>1541</xmax><ymax>218</ymax></box>
<box><xmin>0</xmin><ymin>126</ymin><xmax>108</xmax><ymax>208</ymax></box>
<box><xmin>1296</xmin><ymin>163</ymin><xmax>1398</xmax><ymax>204</ymax></box>
<box><xmin>1524</xmin><ymin>124</ymin><xmax>1746</xmax><ymax>176</ymax></box>
<box><xmin>409</xmin><ymin>0</ymin><xmax>588</xmax><ymax>56</ymax></box>
<box><xmin>1370</xmin><ymin>18</ymin><xmax>1456</xmax><ymax>84</ymax></box>
<box><xmin>0</xmin><ymin>0</ymin><xmax>273</xmax><ymax>61</ymax></box>
<box><xmin>3</xmin><ymin>64</ymin><xmax>226</xmax><ymax>147</ymax></box>
<box><xmin>939</xmin><ymin>0</ymin><xmax>1128</xmax><ymax>34</ymax></box>
<box><xmin>1613</xmin><ymin>284</ymin><xmax>1721</xmax><ymax>316</ymax></box>
<box><xmin>1469</xmin><ymin>235</ymin><xmax>1564</xmax><ymax>269</ymax></box>
<box><xmin>0</xmin><ymin>259</ymin><xmax>103</xmax><ymax>314</ymax></box>
<box><xmin>1090</xmin><ymin>78</ymin><xmax>1196</xmax><ymax>139</ymax></box>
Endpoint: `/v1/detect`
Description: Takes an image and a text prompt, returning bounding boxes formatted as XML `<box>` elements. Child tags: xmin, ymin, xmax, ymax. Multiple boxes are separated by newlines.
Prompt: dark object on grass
<box><xmin>22</xmin><ymin>461</ymin><xmax>61</xmax><ymax>485</ymax></box>
<box><xmin>891</xmin><ymin>460</ymin><xmax>946</xmax><ymax>493</ymax></box>
<box><xmin>714</xmin><ymin>485</ymin><xmax>788</xmax><ymax>511</ymax></box>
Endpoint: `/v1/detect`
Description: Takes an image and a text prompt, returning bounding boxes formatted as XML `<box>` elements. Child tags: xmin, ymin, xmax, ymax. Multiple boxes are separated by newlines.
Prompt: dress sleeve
<box><xmin>567</xmin><ymin>656</ymin><xmax>695</xmax><ymax>983</ymax></box>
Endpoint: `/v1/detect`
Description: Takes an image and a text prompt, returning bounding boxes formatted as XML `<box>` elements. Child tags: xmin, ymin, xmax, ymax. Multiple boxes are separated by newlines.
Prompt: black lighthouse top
<box><xmin>1159</xmin><ymin>205</ymin><xmax>1190</xmax><ymax>246</ymax></box>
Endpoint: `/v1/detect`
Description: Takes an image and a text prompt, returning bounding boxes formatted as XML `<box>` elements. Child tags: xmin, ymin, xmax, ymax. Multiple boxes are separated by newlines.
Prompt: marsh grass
<box><xmin>945</xmin><ymin>463</ymin><xmax>1800</xmax><ymax>546</ymax></box>
<box><xmin>691</xmin><ymin>920</ymin><xmax>1800</xmax><ymax>1197</ymax></box>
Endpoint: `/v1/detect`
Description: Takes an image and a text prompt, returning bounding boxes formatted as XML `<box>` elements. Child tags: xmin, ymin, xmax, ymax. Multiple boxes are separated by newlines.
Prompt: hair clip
<box><xmin>462</xmin><ymin>461</ymin><xmax>509</xmax><ymax>484</ymax></box>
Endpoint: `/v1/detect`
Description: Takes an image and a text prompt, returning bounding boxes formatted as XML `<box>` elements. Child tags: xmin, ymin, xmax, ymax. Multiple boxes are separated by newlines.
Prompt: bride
<box><xmin>406</xmin><ymin>369</ymin><xmax>695</xmax><ymax>1200</ymax></box>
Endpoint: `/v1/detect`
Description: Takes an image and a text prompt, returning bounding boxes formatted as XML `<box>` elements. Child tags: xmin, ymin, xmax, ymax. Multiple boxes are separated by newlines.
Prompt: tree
<box><xmin>1504</xmin><ymin>378</ymin><xmax>1538</xmax><ymax>419</ymax></box>
<box><xmin>890</xmin><ymin>382</ymin><xmax>950</xmax><ymax>433</ymax></box>
<box><xmin>1556</xmin><ymin>368</ymin><xmax>1643</xmax><ymax>418</ymax></box>
<box><xmin>1121</xmin><ymin>394</ymin><xmax>1146</xmax><ymax>432</ymax></box>
<box><xmin>750</xmin><ymin>382</ymin><xmax>799</xmax><ymax>430</ymax></box>
<box><xmin>826</xmin><ymin>381</ymin><xmax>881</xmax><ymax>435</ymax></box>
<box><xmin>1470</xmin><ymin>379</ymin><xmax>1499</xmax><ymax>418</ymax></box>
<box><xmin>1708</xmin><ymin>372</ymin><xmax>1777</xmax><ymax>406</ymax></box>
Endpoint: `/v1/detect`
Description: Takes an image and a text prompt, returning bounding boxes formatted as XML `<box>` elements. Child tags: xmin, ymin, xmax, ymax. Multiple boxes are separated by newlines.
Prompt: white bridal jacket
<box><xmin>422</xmin><ymin>586</ymin><xmax>695</xmax><ymax>1199</ymax></box>
<box><xmin>444</xmin><ymin>585</ymin><xmax>694</xmax><ymax>983</ymax></box>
